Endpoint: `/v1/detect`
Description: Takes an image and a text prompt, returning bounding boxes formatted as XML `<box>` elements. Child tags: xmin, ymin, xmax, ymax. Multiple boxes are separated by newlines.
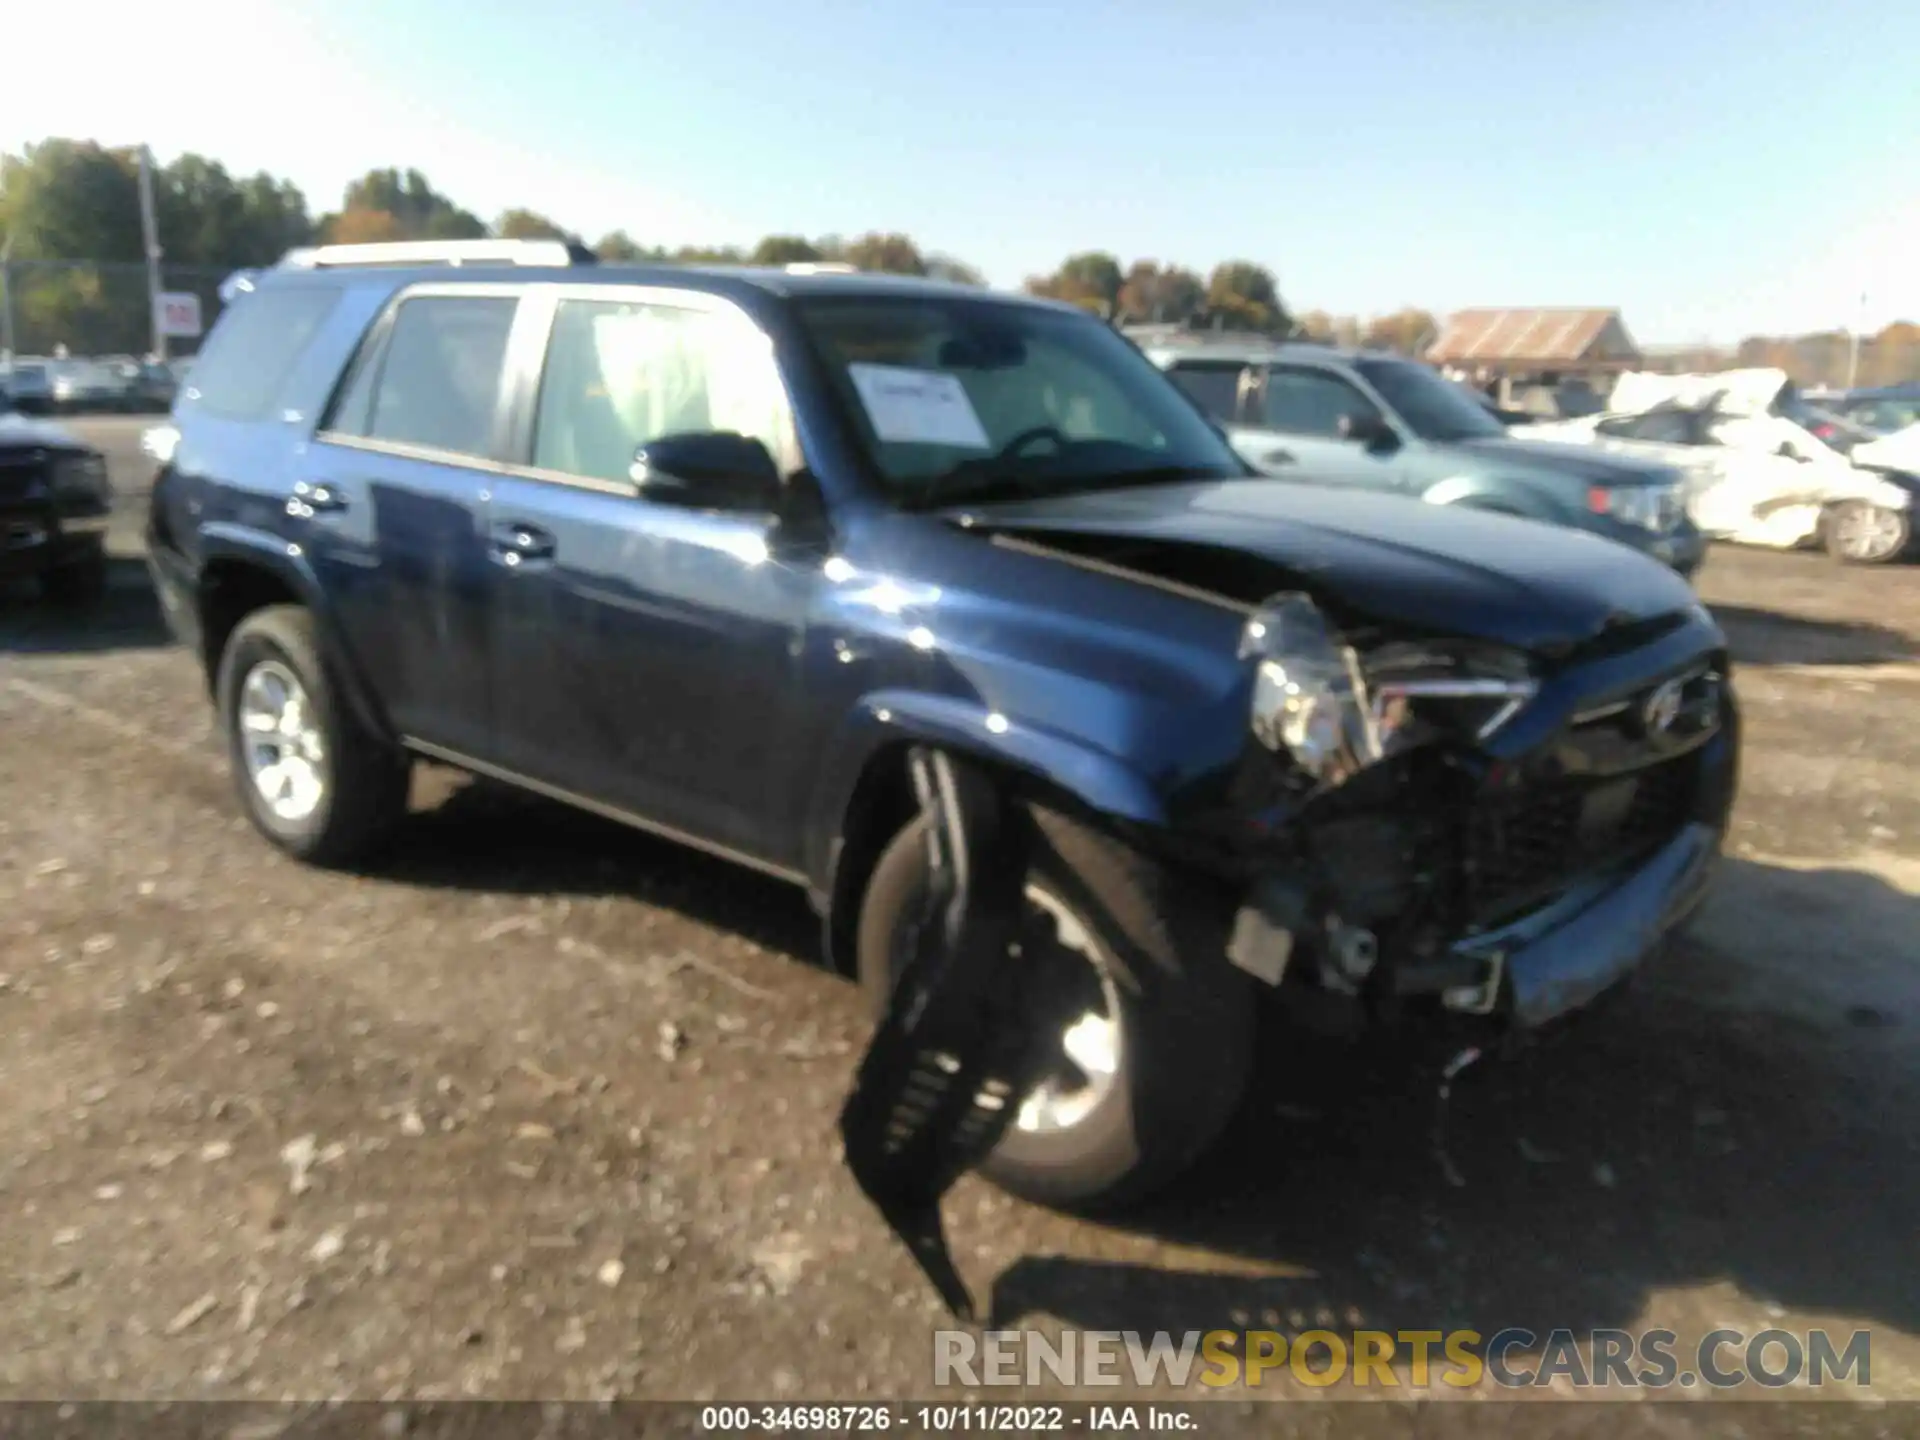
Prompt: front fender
<box><xmin>196</xmin><ymin>522</ymin><xmax>394</xmax><ymax>744</ymax></box>
<box><xmin>802</xmin><ymin>689</ymin><xmax>1169</xmax><ymax>895</ymax></box>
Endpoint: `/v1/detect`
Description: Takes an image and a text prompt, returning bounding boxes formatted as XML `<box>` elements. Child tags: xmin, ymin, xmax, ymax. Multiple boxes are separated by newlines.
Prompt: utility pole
<box><xmin>136</xmin><ymin>144</ymin><xmax>166</xmax><ymax>363</ymax></box>
<box><xmin>1</xmin><ymin>229</ymin><xmax>15</xmax><ymax>362</ymax></box>
<box><xmin>1844</xmin><ymin>290</ymin><xmax>1866</xmax><ymax>392</ymax></box>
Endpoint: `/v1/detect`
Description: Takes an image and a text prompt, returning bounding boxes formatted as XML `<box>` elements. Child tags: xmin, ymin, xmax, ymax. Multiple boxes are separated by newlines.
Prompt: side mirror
<box><xmin>1339</xmin><ymin>412</ymin><xmax>1396</xmax><ymax>450</ymax></box>
<box><xmin>630</xmin><ymin>431</ymin><xmax>782</xmax><ymax>511</ymax></box>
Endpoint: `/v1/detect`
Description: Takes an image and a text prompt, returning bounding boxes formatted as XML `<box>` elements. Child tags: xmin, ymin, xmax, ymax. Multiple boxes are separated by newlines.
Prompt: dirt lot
<box><xmin>2</xmin><ymin>417</ymin><xmax>1917</xmax><ymax>1418</ymax></box>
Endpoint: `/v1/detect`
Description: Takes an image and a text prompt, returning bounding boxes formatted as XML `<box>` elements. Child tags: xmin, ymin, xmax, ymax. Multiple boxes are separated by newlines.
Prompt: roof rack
<box><xmin>278</xmin><ymin>239</ymin><xmax>598</xmax><ymax>270</ymax></box>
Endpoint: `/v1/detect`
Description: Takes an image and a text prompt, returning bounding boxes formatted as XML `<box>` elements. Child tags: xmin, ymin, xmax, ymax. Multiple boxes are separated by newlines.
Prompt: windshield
<box><xmin>795</xmin><ymin>295</ymin><xmax>1246</xmax><ymax>506</ymax></box>
<box><xmin>1354</xmin><ymin>357</ymin><xmax>1508</xmax><ymax>442</ymax></box>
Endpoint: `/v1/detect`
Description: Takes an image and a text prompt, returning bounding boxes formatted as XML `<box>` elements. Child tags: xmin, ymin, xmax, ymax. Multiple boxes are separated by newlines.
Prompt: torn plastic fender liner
<box><xmin>837</xmin><ymin>746</ymin><xmax>1075</xmax><ymax>1319</ymax></box>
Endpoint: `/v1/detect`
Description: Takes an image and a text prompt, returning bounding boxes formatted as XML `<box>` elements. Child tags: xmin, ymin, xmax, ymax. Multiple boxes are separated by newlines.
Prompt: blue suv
<box><xmin>147</xmin><ymin>241</ymin><xmax>1738</xmax><ymax>1210</ymax></box>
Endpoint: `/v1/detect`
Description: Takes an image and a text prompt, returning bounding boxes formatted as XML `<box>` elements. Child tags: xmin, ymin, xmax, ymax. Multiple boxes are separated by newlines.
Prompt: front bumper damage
<box><xmin>1452</xmin><ymin>821</ymin><xmax>1716</xmax><ymax>1025</ymax></box>
<box><xmin>1230</xmin><ymin>676</ymin><xmax>1737</xmax><ymax>1027</ymax></box>
<box><xmin>1231</xmin><ymin>819</ymin><xmax>1719</xmax><ymax>1026</ymax></box>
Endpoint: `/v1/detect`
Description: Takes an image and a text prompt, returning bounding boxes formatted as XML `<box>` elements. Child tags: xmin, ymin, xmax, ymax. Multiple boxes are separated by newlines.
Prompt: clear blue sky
<box><xmin>14</xmin><ymin>0</ymin><xmax>1918</xmax><ymax>342</ymax></box>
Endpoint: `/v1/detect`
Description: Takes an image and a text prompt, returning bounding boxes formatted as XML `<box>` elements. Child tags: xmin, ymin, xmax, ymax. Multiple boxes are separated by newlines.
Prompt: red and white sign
<box><xmin>155</xmin><ymin>291</ymin><xmax>203</xmax><ymax>339</ymax></box>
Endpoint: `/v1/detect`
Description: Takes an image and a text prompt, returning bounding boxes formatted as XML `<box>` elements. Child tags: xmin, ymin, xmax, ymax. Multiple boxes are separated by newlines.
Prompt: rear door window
<box><xmin>331</xmin><ymin>294</ymin><xmax>518</xmax><ymax>460</ymax></box>
<box><xmin>186</xmin><ymin>286</ymin><xmax>342</xmax><ymax>420</ymax></box>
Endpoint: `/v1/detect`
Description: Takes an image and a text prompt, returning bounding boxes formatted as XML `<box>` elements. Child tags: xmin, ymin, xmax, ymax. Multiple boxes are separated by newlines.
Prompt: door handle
<box><xmin>1260</xmin><ymin>448</ymin><xmax>1296</xmax><ymax>466</ymax></box>
<box><xmin>286</xmin><ymin>480</ymin><xmax>348</xmax><ymax>517</ymax></box>
<box><xmin>489</xmin><ymin>521</ymin><xmax>556</xmax><ymax>567</ymax></box>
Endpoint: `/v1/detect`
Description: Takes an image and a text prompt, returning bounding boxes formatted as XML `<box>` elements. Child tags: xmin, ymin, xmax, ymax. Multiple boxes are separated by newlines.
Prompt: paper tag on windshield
<box><xmin>848</xmin><ymin>364</ymin><xmax>991</xmax><ymax>449</ymax></box>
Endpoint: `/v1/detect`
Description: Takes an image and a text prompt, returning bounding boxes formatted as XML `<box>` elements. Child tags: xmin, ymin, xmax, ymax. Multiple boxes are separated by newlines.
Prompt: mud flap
<box><xmin>837</xmin><ymin>747</ymin><xmax>1072</xmax><ymax>1320</ymax></box>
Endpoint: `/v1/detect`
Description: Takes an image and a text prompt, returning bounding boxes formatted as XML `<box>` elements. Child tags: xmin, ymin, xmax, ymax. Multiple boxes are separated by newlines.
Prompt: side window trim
<box><xmin>314</xmin><ymin>281</ymin><xmax>526</xmax><ymax>465</ymax></box>
<box><xmin>316</xmin><ymin>297</ymin><xmax>402</xmax><ymax>437</ymax></box>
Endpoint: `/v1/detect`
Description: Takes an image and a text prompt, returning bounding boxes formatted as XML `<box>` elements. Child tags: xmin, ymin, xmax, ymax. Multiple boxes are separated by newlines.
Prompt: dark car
<box><xmin>1145</xmin><ymin>340</ymin><xmax>1707</xmax><ymax>579</ymax></box>
<box><xmin>146</xmin><ymin>240</ymin><xmax>1738</xmax><ymax>1211</ymax></box>
<box><xmin>1828</xmin><ymin>384</ymin><xmax>1920</xmax><ymax>436</ymax></box>
<box><xmin>0</xmin><ymin>400</ymin><xmax>114</xmax><ymax>601</ymax></box>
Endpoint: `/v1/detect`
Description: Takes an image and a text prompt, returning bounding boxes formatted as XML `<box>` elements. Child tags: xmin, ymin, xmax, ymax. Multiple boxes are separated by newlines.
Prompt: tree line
<box><xmin>2</xmin><ymin>138</ymin><xmax>1913</xmax><ymax>388</ymax></box>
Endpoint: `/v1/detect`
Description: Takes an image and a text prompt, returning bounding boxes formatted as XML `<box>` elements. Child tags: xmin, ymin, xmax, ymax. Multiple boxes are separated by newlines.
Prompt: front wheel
<box><xmin>1825</xmin><ymin>500</ymin><xmax>1910</xmax><ymax>564</ymax></box>
<box><xmin>857</xmin><ymin>805</ymin><xmax>1255</xmax><ymax>1211</ymax></box>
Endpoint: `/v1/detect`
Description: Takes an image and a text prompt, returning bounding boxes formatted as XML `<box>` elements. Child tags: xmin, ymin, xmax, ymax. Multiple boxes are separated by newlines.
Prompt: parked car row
<box><xmin>1511</xmin><ymin>369</ymin><xmax>1917</xmax><ymax>565</ymax></box>
<box><xmin>0</xmin><ymin>395</ymin><xmax>114</xmax><ymax>601</ymax></box>
<box><xmin>0</xmin><ymin>353</ymin><xmax>188</xmax><ymax>414</ymax></box>
<box><xmin>139</xmin><ymin>239</ymin><xmax>1738</xmax><ymax>1267</ymax></box>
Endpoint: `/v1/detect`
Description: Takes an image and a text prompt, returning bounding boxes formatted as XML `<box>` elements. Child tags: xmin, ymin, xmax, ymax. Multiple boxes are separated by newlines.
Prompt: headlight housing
<box><xmin>1241</xmin><ymin>595</ymin><xmax>1539</xmax><ymax>785</ymax></box>
<box><xmin>1588</xmin><ymin>480</ymin><xmax>1683</xmax><ymax>532</ymax></box>
<box><xmin>1240</xmin><ymin>594</ymin><xmax>1382</xmax><ymax>785</ymax></box>
<box><xmin>52</xmin><ymin>452</ymin><xmax>111</xmax><ymax>503</ymax></box>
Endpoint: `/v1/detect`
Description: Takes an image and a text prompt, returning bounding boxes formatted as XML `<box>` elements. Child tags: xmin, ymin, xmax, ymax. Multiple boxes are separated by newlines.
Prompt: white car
<box><xmin>1514</xmin><ymin>369</ymin><xmax>1914</xmax><ymax>565</ymax></box>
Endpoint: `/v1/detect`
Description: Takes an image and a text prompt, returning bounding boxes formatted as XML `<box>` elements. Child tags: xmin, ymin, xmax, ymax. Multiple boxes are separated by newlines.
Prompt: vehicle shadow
<box><xmin>0</xmin><ymin>556</ymin><xmax>173</xmax><ymax>655</ymax></box>
<box><xmin>988</xmin><ymin>854</ymin><xmax>1920</xmax><ymax>1343</ymax></box>
<box><xmin>1709</xmin><ymin>602</ymin><xmax>1915</xmax><ymax>668</ymax></box>
<box><xmin>381</xmin><ymin>771</ymin><xmax>822</xmax><ymax>966</ymax></box>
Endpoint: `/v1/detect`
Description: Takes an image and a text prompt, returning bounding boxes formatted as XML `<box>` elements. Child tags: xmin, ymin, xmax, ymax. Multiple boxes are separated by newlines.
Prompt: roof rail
<box><xmin>279</xmin><ymin>239</ymin><xmax>598</xmax><ymax>270</ymax></box>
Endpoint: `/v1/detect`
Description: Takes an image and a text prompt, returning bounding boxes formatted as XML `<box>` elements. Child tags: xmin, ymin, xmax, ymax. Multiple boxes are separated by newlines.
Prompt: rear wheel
<box><xmin>215</xmin><ymin>604</ymin><xmax>409</xmax><ymax>866</ymax></box>
<box><xmin>857</xmin><ymin>805</ymin><xmax>1254</xmax><ymax>1211</ymax></box>
<box><xmin>1825</xmin><ymin>501</ymin><xmax>1909</xmax><ymax>564</ymax></box>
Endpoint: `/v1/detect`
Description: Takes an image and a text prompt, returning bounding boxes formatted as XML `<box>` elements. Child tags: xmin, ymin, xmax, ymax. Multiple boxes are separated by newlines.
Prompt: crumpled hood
<box><xmin>1447</xmin><ymin>435</ymin><xmax>1678</xmax><ymax>484</ymax></box>
<box><xmin>965</xmin><ymin>480</ymin><xmax>1699</xmax><ymax>655</ymax></box>
<box><xmin>0</xmin><ymin>412</ymin><xmax>87</xmax><ymax>452</ymax></box>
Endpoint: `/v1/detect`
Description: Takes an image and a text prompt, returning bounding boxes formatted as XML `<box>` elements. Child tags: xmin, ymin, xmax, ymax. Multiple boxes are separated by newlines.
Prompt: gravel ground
<box><xmin>1</xmin><ymin>417</ymin><xmax>1916</xmax><ymax>1423</ymax></box>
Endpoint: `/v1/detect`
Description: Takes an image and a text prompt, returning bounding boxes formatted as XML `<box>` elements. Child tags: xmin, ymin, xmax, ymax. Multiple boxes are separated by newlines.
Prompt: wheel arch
<box><xmin>808</xmin><ymin>693</ymin><xmax>1169</xmax><ymax>976</ymax></box>
<box><xmin>196</xmin><ymin>525</ymin><xmax>394</xmax><ymax>744</ymax></box>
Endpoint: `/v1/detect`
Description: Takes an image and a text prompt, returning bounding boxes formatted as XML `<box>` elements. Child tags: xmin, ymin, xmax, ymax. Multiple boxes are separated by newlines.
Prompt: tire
<box><xmin>215</xmin><ymin>603</ymin><xmax>409</xmax><ymax>866</ymax></box>
<box><xmin>42</xmin><ymin>547</ymin><xmax>109</xmax><ymax>606</ymax></box>
<box><xmin>857</xmin><ymin>805</ymin><xmax>1255</xmax><ymax>1211</ymax></box>
<box><xmin>1824</xmin><ymin>501</ymin><xmax>1910</xmax><ymax>565</ymax></box>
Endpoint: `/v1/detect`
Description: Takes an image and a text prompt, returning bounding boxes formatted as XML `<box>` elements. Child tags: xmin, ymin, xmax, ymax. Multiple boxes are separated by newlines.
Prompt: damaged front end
<box><xmin>1223</xmin><ymin>590</ymin><xmax>1732</xmax><ymax>1032</ymax></box>
<box><xmin>840</xmin><ymin>552</ymin><xmax>1734</xmax><ymax>1316</ymax></box>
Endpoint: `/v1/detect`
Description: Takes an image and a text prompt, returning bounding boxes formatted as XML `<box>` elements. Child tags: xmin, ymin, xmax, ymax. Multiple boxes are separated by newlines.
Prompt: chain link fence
<box><xmin>0</xmin><ymin>259</ymin><xmax>232</xmax><ymax>360</ymax></box>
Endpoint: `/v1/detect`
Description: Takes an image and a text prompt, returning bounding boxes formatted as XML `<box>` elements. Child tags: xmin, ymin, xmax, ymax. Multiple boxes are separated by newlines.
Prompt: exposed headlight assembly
<box><xmin>1240</xmin><ymin>594</ymin><xmax>1382</xmax><ymax>785</ymax></box>
<box><xmin>1241</xmin><ymin>595</ymin><xmax>1540</xmax><ymax>786</ymax></box>
<box><xmin>1365</xmin><ymin>640</ymin><xmax>1539</xmax><ymax>743</ymax></box>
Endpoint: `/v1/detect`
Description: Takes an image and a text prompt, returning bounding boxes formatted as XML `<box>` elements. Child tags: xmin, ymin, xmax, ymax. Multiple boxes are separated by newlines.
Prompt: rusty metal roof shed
<box><xmin>1427</xmin><ymin>308</ymin><xmax>1640</xmax><ymax>369</ymax></box>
